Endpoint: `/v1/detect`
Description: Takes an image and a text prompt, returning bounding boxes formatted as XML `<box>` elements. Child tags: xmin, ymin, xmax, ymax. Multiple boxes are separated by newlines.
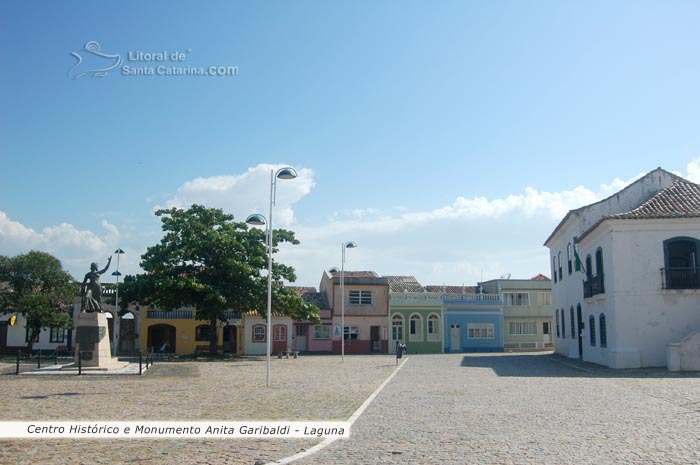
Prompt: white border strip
<box><xmin>268</xmin><ymin>357</ymin><xmax>410</xmax><ymax>465</ymax></box>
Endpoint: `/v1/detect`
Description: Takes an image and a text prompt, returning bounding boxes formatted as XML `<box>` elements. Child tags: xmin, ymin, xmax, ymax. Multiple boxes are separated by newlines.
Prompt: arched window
<box><xmin>195</xmin><ymin>324</ymin><xmax>211</xmax><ymax>342</ymax></box>
<box><xmin>252</xmin><ymin>324</ymin><xmax>266</xmax><ymax>343</ymax></box>
<box><xmin>599</xmin><ymin>314</ymin><xmax>607</xmax><ymax>348</ymax></box>
<box><xmin>570</xmin><ymin>306</ymin><xmax>575</xmax><ymax>340</ymax></box>
<box><xmin>585</xmin><ymin>254</ymin><xmax>593</xmax><ymax>280</ymax></box>
<box><xmin>409</xmin><ymin>314</ymin><xmax>423</xmax><ymax>342</ymax></box>
<box><xmin>558</xmin><ymin>252</ymin><xmax>563</xmax><ymax>281</ymax></box>
<box><xmin>553</xmin><ymin>257</ymin><xmax>558</xmax><ymax>283</ymax></box>
<box><xmin>273</xmin><ymin>324</ymin><xmax>287</xmax><ymax>342</ymax></box>
<box><xmin>589</xmin><ymin>315</ymin><xmax>596</xmax><ymax>346</ymax></box>
<box><xmin>663</xmin><ymin>237</ymin><xmax>700</xmax><ymax>289</ymax></box>
<box><xmin>427</xmin><ymin>314</ymin><xmax>441</xmax><ymax>342</ymax></box>
<box><xmin>555</xmin><ymin>310</ymin><xmax>560</xmax><ymax>338</ymax></box>
<box><xmin>595</xmin><ymin>247</ymin><xmax>605</xmax><ymax>294</ymax></box>
<box><xmin>567</xmin><ymin>243</ymin><xmax>573</xmax><ymax>275</ymax></box>
<box><xmin>561</xmin><ymin>309</ymin><xmax>566</xmax><ymax>338</ymax></box>
<box><xmin>392</xmin><ymin>314</ymin><xmax>404</xmax><ymax>342</ymax></box>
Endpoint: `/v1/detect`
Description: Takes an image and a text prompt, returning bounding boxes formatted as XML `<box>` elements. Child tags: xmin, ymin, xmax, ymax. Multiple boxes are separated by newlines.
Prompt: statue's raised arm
<box><xmin>98</xmin><ymin>256</ymin><xmax>113</xmax><ymax>275</ymax></box>
<box><xmin>80</xmin><ymin>257</ymin><xmax>112</xmax><ymax>313</ymax></box>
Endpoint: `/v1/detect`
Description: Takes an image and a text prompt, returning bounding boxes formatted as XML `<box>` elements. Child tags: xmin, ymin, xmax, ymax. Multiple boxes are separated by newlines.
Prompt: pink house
<box><xmin>289</xmin><ymin>287</ymin><xmax>333</xmax><ymax>352</ymax></box>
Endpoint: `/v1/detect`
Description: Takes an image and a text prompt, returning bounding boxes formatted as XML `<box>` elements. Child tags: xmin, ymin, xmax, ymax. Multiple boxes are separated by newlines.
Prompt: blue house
<box><xmin>426</xmin><ymin>286</ymin><xmax>503</xmax><ymax>352</ymax></box>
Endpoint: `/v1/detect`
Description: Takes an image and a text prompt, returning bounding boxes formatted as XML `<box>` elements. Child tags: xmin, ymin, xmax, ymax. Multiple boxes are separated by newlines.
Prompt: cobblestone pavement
<box><xmin>296</xmin><ymin>353</ymin><xmax>700</xmax><ymax>465</ymax></box>
<box><xmin>3</xmin><ymin>353</ymin><xmax>700</xmax><ymax>465</ymax></box>
<box><xmin>0</xmin><ymin>355</ymin><xmax>397</xmax><ymax>465</ymax></box>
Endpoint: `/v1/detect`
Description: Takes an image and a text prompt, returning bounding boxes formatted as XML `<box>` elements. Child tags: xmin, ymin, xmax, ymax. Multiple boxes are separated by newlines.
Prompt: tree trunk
<box><xmin>209</xmin><ymin>318</ymin><xmax>218</xmax><ymax>354</ymax></box>
<box><xmin>26</xmin><ymin>327</ymin><xmax>39</xmax><ymax>357</ymax></box>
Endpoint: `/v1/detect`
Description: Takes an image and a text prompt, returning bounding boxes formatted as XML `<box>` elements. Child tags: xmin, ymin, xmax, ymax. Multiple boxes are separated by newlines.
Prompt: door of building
<box><xmin>450</xmin><ymin>324</ymin><xmax>461</xmax><ymax>351</ymax></box>
<box><xmin>0</xmin><ymin>321</ymin><xmax>7</xmax><ymax>353</ymax></box>
<box><xmin>119</xmin><ymin>317</ymin><xmax>136</xmax><ymax>354</ymax></box>
<box><xmin>223</xmin><ymin>325</ymin><xmax>238</xmax><ymax>353</ymax></box>
<box><xmin>576</xmin><ymin>305</ymin><xmax>583</xmax><ymax>360</ymax></box>
<box><xmin>295</xmin><ymin>325</ymin><xmax>307</xmax><ymax>351</ymax></box>
<box><xmin>370</xmin><ymin>326</ymin><xmax>380</xmax><ymax>352</ymax></box>
<box><xmin>542</xmin><ymin>321</ymin><xmax>551</xmax><ymax>346</ymax></box>
<box><xmin>273</xmin><ymin>324</ymin><xmax>288</xmax><ymax>353</ymax></box>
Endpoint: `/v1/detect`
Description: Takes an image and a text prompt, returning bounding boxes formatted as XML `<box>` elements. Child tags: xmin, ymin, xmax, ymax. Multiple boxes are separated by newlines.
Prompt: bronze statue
<box><xmin>80</xmin><ymin>256</ymin><xmax>112</xmax><ymax>312</ymax></box>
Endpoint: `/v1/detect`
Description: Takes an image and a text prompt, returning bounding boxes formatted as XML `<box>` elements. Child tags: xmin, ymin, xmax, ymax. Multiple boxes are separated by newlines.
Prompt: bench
<box><xmin>277</xmin><ymin>350</ymin><xmax>299</xmax><ymax>359</ymax></box>
<box><xmin>195</xmin><ymin>345</ymin><xmax>223</xmax><ymax>355</ymax></box>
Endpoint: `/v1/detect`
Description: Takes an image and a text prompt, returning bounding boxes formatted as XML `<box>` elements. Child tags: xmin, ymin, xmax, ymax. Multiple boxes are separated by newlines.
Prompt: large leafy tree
<box><xmin>0</xmin><ymin>251</ymin><xmax>76</xmax><ymax>353</ymax></box>
<box><xmin>121</xmin><ymin>204</ymin><xmax>319</xmax><ymax>353</ymax></box>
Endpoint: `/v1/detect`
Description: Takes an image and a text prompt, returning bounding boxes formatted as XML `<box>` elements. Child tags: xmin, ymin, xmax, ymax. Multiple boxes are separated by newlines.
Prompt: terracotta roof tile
<box><xmin>577</xmin><ymin>179</ymin><xmax>700</xmax><ymax>243</ymax></box>
<box><xmin>608</xmin><ymin>180</ymin><xmax>700</xmax><ymax>220</ymax></box>
<box><xmin>530</xmin><ymin>274</ymin><xmax>551</xmax><ymax>281</ymax></box>
<box><xmin>300</xmin><ymin>291</ymin><xmax>330</xmax><ymax>310</ymax></box>
<box><xmin>385</xmin><ymin>276</ymin><xmax>424</xmax><ymax>292</ymax></box>
<box><xmin>329</xmin><ymin>271</ymin><xmax>381</xmax><ymax>278</ymax></box>
<box><xmin>424</xmin><ymin>285</ymin><xmax>479</xmax><ymax>294</ymax></box>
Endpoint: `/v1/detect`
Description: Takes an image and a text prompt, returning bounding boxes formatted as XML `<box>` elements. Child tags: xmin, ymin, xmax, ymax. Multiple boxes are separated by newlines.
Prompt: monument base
<box><xmin>62</xmin><ymin>311</ymin><xmax>128</xmax><ymax>371</ymax></box>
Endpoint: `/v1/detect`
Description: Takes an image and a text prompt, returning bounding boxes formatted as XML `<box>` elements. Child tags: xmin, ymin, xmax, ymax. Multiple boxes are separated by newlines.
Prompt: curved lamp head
<box><xmin>245</xmin><ymin>214</ymin><xmax>267</xmax><ymax>226</ymax></box>
<box><xmin>329</xmin><ymin>267</ymin><xmax>339</xmax><ymax>273</ymax></box>
<box><xmin>276</xmin><ymin>167</ymin><xmax>298</xmax><ymax>180</ymax></box>
<box><xmin>114</xmin><ymin>248</ymin><xmax>125</xmax><ymax>254</ymax></box>
<box><xmin>345</xmin><ymin>242</ymin><xmax>358</xmax><ymax>249</ymax></box>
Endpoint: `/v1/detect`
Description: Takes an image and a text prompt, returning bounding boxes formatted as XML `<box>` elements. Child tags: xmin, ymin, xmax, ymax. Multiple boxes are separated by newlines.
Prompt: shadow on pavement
<box><xmin>459</xmin><ymin>352</ymin><xmax>700</xmax><ymax>379</ymax></box>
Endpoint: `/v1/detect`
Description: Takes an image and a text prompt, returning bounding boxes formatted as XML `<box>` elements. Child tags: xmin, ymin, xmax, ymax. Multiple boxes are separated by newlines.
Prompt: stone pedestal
<box><xmin>64</xmin><ymin>311</ymin><xmax>128</xmax><ymax>371</ymax></box>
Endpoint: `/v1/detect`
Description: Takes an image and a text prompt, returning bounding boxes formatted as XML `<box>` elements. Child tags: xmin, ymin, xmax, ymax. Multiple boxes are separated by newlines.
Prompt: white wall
<box><xmin>0</xmin><ymin>313</ymin><xmax>69</xmax><ymax>351</ymax></box>
<box><xmin>243</xmin><ymin>315</ymin><xmax>292</xmax><ymax>355</ymax></box>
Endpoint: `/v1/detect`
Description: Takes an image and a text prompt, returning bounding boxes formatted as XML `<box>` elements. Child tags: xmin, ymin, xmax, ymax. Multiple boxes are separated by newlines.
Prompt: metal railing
<box><xmin>13</xmin><ymin>348</ymin><xmax>153</xmax><ymax>376</ymax></box>
<box><xmin>146</xmin><ymin>309</ymin><xmax>194</xmax><ymax>319</ymax></box>
<box><xmin>390</xmin><ymin>291</ymin><xmax>502</xmax><ymax>303</ymax></box>
<box><xmin>583</xmin><ymin>274</ymin><xmax>605</xmax><ymax>298</ymax></box>
<box><xmin>661</xmin><ymin>267</ymin><xmax>700</xmax><ymax>290</ymax></box>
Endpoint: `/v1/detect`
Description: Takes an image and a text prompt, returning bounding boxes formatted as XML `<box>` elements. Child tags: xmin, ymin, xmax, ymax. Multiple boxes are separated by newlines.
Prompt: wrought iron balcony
<box><xmin>146</xmin><ymin>309</ymin><xmax>194</xmax><ymax>319</ymax></box>
<box><xmin>583</xmin><ymin>274</ymin><xmax>605</xmax><ymax>298</ymax></box>
<box><xmin>661</xmin><ymin>267</ymin><xmax>700</xmax><ymax>290</ymax></box>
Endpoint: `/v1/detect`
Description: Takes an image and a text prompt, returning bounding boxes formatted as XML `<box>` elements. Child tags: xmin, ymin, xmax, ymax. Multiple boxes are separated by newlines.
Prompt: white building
<box><xmin>545</xmin><ymin>167</ymin><xmax>700</xmax><ymax>369</ymax></box>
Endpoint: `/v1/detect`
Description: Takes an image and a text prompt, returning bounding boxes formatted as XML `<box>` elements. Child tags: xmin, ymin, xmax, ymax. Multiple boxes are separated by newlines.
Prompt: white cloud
<box><xmin>279</xmin><ymin>170</ymin><xmax>683</xmax><ymax>286</ymax></box>
<box><xmin>159</xmin><ymin>164</ymin><xmax>316</xmax><ymax>227</ymax></box>
<box><xmin>0</xmin><ymin>211</ymin><xmax>125</xmax><ymax>280</ymax></box>
<box><xmin>6</xmin><ymin>161</ymin><xmax>700</xmax><ymax>288</ymax></box>
<box><xmin>686</xmin><ymin>158</ymin><xmax>700</xmax><ymax>183</ymax></box>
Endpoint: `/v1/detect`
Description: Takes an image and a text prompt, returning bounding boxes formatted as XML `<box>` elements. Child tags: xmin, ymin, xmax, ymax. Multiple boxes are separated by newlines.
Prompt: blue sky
<box><xmin>2</xmin><ymin>1</ymin><xmax>700</xmax><ymax>287</ymax></box>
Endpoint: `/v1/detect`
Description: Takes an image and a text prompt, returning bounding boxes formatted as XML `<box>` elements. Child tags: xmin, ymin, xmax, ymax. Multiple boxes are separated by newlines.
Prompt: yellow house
<box><xmin>139</xmin><ymin>306</ymin><xmax>243</xmax><ymax>355</ymax></box>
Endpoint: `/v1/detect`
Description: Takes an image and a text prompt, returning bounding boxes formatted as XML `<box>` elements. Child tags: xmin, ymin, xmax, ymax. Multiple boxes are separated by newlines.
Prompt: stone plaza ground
<box><xmin>1</xmin><ymin>352</ymin><xmax>700</xmax><ymax>464</ymax></box>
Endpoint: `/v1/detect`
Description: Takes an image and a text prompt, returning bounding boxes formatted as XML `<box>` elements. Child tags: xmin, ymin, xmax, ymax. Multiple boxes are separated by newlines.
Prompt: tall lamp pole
<box><xmin>340</xmin><ymin>241</ymin><xmax>357</xmax><ymax>362</ymax></box>
<box><xmin>112</xmin><ymin>248</ymin><xmax>125</xmax><ymax>357</ymax></box>
<box><xmin>246</xmin><ymin>167</ymin><xmax>297</xmax><ymax>387</ymax></box>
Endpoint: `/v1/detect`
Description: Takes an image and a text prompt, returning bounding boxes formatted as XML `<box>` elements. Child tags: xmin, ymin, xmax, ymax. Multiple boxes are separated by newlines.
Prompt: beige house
<box><xmin>319</xmin><ymin>270</ymin><xmax>389</xmax><ymax>353</ymax></box>
<box><xmin>479</xmin><ymin>275</ymin><xmax>553</xmax><ymax>351</ymax></box>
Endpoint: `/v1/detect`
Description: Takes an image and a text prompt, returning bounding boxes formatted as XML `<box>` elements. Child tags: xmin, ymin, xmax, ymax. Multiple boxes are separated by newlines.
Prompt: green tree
<box><xmin>121</xmin><ymin>204</ymin><xmax>319</xmax><ymax>353</ymax></box>
<box><xmin>0</xmin><ymin>251</ymin><xmax>76</xmax><ymax>353</ymax></box>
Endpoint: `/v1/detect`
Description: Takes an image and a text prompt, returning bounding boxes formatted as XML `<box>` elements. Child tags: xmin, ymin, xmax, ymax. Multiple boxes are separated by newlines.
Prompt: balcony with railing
<box><xmin>146</xmin><ymin>309</ymin><xmax>194</xmax><ymax>319</ymax></box>
<box><xmin>443</xmin><ymin>292</ymin><xmax>502</xmax><ymax>303</ymax></box>
<box><xmin>583</xmin><ymin>275</ymin><xmax>605</xmax><ymax>298</ymax></box>
<box><xmin>390</xmin><ymin>291</ymin><xmax>444</xmax><ymax>303</ymax></box>
<box><xmin>661</xmin><ymin>267</ymin><xmax>700</xmax><ymax>290</ymax></box>
<box><xmin>222</xmin><ymin>311</ymin><xmax>242</xmax><ymax>321</ymax></box>
<box><xmin>390</xmin><ymin>291</ymin><xmax>502</xmax><ymax>304</ymax></box>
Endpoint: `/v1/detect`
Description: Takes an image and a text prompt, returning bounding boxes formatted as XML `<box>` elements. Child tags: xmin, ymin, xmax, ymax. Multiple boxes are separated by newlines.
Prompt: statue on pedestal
<box><xmin>80</xmin><ymin>256</ymin><xmax>112</xmax><ymax>312</ymax></box>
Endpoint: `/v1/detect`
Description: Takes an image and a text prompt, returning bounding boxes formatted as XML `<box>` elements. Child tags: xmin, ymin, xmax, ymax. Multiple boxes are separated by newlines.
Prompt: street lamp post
<box><xmin>111</xmin><ymin>248</ymin><xmax>125</xmax><ymax>357</ymax></box>
<box><xmin>246</xmin><ymin>167</ymin><xmax>298</xmax><ymax>387</ymax></box>
<box><xmin>340</xmin><ymin>241</ymin><xmax>357</xmax><ymax>362</ymax></box>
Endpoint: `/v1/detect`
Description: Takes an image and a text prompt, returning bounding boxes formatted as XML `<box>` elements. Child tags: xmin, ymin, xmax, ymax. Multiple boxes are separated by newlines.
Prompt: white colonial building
<box><xmin>545</xmin><ymin>167</ymin><xmax>700</xmax><ymax>369</ymax></box>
